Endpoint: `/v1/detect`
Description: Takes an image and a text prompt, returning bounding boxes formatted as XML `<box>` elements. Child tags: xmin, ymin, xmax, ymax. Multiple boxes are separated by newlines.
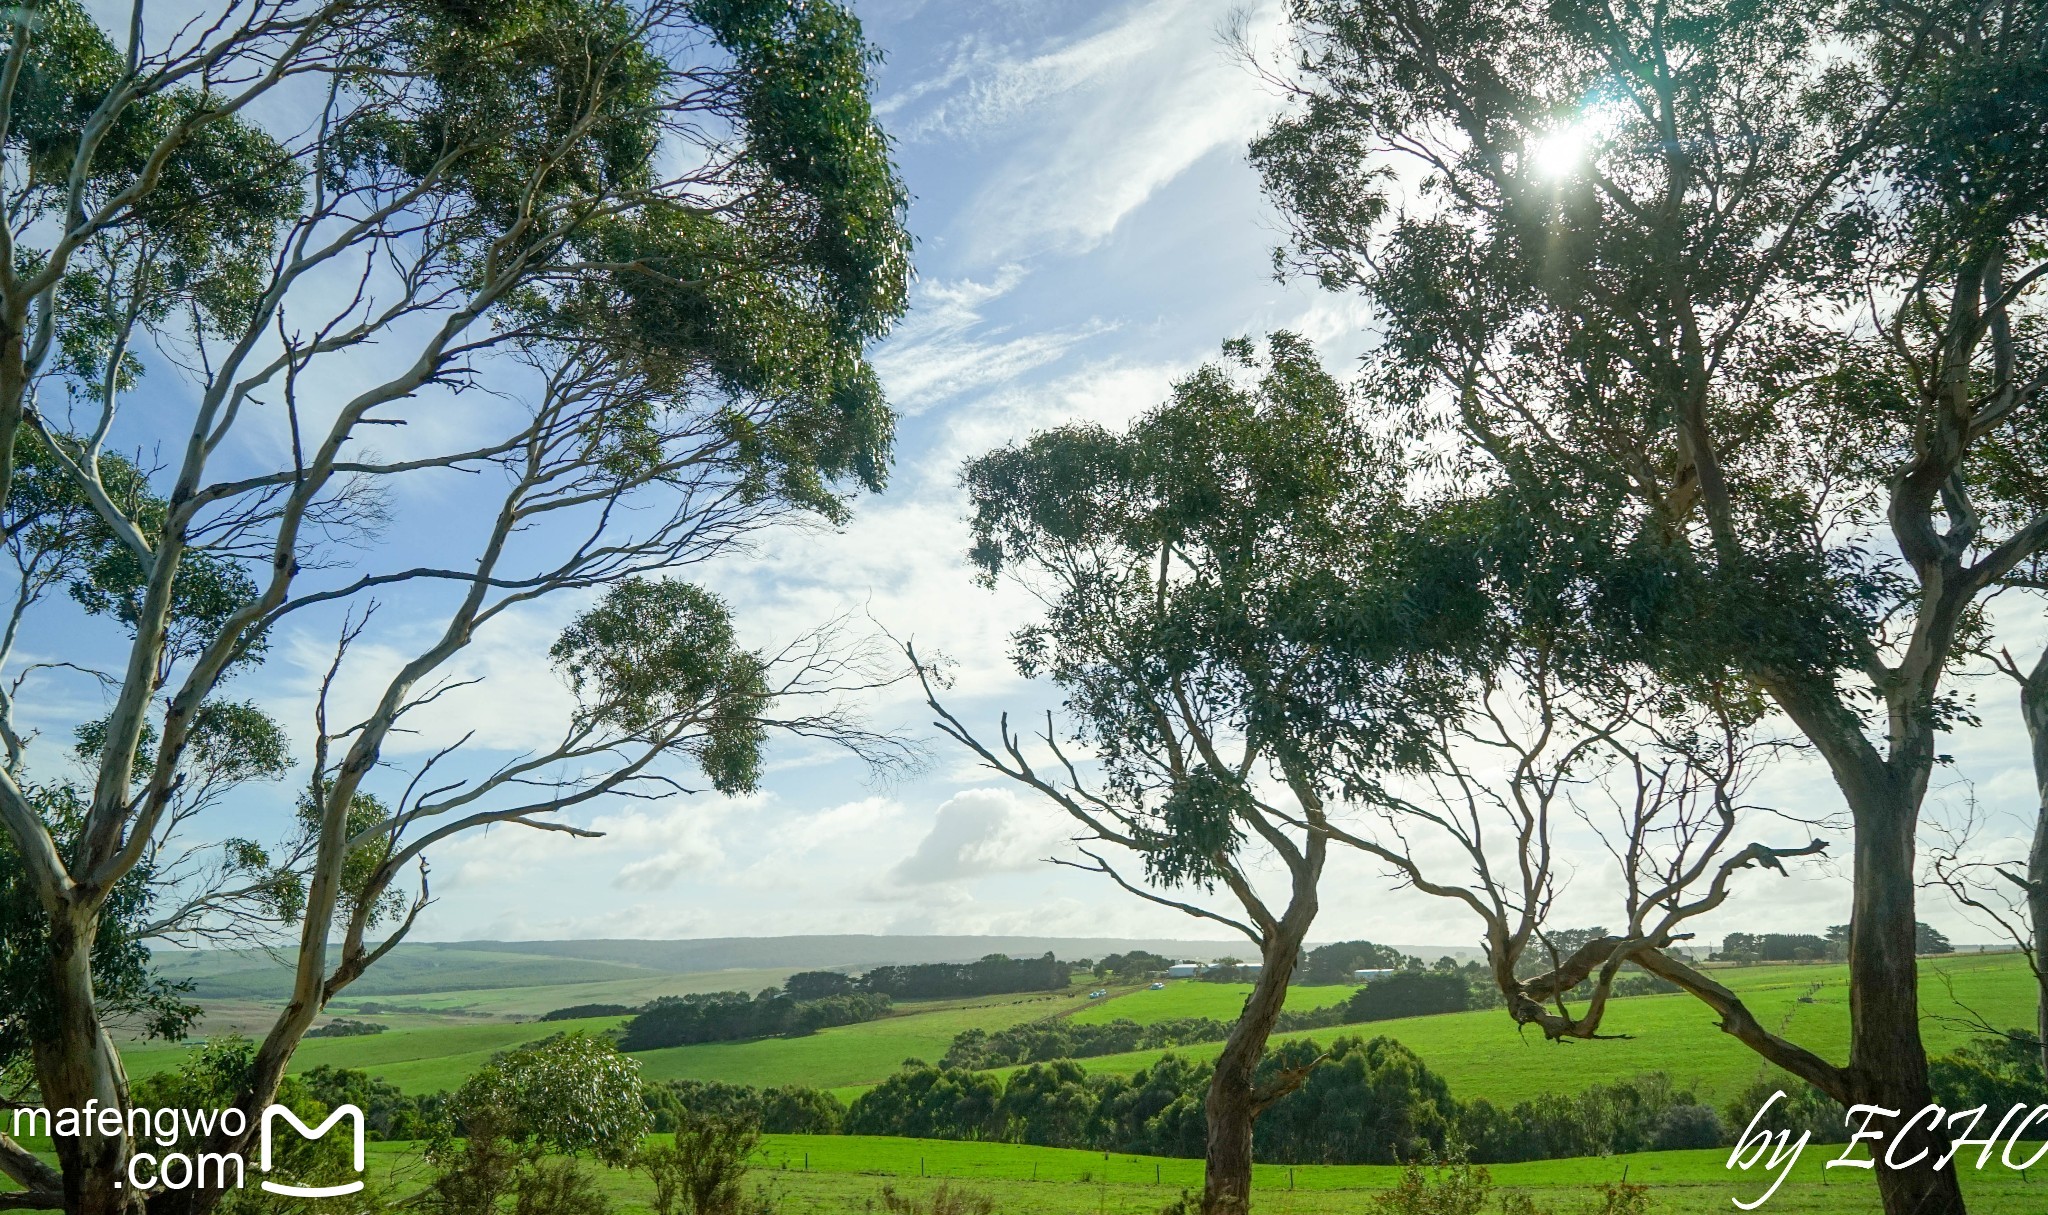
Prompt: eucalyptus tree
<box><xmin>1927</xmin><ymin>628</ymin><xmax>2048</xmax><ymax>1075</ymax></box>
<box><xmin>1251</xmin><ymin>0</ymin><xmax>2046</xmax><ymax>1210</ymax></box>
<box><xmin>2019</xmin><ymin>640</ymin><xmax>2048</xmax><ymax>1060</ymax></box>
<box><xmin>0</xmin><ymin>2</ymin><xmax>911</xmax><ymax>1213</ymax></box>
<box><xmin>915</xmin><ymin>333</ymin><xmax>1472</xmax><ymax>1215</ymax></box>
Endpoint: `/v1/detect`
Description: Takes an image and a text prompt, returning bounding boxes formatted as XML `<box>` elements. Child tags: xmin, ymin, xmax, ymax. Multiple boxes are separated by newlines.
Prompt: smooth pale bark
<box><xmin>34</xmin><ymin>904</ymin><xmax>143</xmax><ymax>1215</ymax></box>
<box><xmin>2022</xmin><ymin>648</ymin><xmax>2048</xmax><ymax>1078</ymax></box>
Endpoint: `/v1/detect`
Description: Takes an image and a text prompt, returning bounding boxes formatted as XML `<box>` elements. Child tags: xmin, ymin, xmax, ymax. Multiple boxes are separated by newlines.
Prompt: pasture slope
<box><xmin>994</xmin><ymin>950</ymin><xmax>2033</xmax><ymax>1107</ymax></box>
<box><xmin>41</xmin><ymin>949</ymin><xmax>2047</xmax><ymax>1213</ymax></box>
<box><xmin>136</xmin><ymin>950</ymin><xmax>2029</xmax><ymax>1108</ymax></box>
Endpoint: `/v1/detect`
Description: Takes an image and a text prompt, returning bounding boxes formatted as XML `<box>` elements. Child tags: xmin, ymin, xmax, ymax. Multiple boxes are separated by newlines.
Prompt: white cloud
<box><xmin>600</xmin><ymin>805</ymin><xmax>729</xmax><ymax>892</ymax></box>
<box><xmin>873</xmin><ymin>267</ymin><xmax>1112</xmax><ymax>416</ymax></box>
<box><xmin>889</xmin><ymin>787</ymin><xmax>1074</xmax><ymax>885</ymax></box>
<box><xmin>948</xmin><ymin>0</ymin><xmax>1291</xmax><ymax>259</ymax></box>
<box><xmin>271</xmin><ymin>601</ymin><xmax>581</xmax><ymax>758</ymax></box>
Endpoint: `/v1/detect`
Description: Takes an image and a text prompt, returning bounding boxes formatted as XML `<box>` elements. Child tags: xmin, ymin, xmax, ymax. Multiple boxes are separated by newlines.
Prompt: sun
<box><xmin>1525</xmin><ymin>122</ymin><xmax>1594</xmax><ymax>178</ymax></box>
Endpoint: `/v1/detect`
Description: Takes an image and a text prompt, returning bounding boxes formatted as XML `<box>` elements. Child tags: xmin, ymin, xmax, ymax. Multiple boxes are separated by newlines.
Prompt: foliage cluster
<box><xmin>1299</xmin><ymin>942</ymin><xmax>1424</xmax><ymax>985</ymax></box>
<box><xmin>1711</xmin><ymin>924</ymin><xmax>1951</xmax><ymax>963</ymax></box>
<box><xmin>131</xmin><ymin>1040</ymin><xmax>379</xmax><ymax>1215</ymax></box>
<box><xmin>305</xmin><ymin>1019</ymin><xmax>388</xmax><ymax>1039</ymax></box>
<box><xmin>847</xmin><ymin>1036</ymin><xmax>1723</xmax><ymax>1165</ymax></box>
<box><xmin>1091</xmin><ymin>952</ymin><xmax>1175</xmax><ymax>981</ymax></box>
<box><xmin>540</xmin><ymin>1004</ymin><xmax>637</xmax><ymax>1023</ymax></box>
<box><xmin>620</xmin><ymin>988</ymin><xmax>892</xmax><ymax>1051</ymax></box>
<box><xmin>644</xmin><ymin>1078</ymin><xmax>847</xmax><ymax>1135</ymax></box>
<box><xmin>856</xmin><ymin>953</ymin><xmax>1073</xmax><ymax>1000</ymax></box>
<box><xmin>637</xmin><ymin>1112</ymin><xmax>771</xmax><ymax>1215</ymax></box>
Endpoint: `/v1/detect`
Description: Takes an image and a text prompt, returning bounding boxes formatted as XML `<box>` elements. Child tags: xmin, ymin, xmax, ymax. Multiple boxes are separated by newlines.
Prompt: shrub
<box><xmin>1594</xmin><ymin>1181</ymin><xmax>1649</xmax><ymax>1215</ymax></box>
<box><xmin>640</xmin><ymin>1112</ymin><xmax>761</xmax><ymax>1215</ymax></box>
<box><xmin>539</xmin><ymin>1004</ymin><xmax>634</xmax><ymax>1022</ymax></box>
<box><xmin>645</xmin><ymin>1078</ymin><xmax>844</xmax><ymax>1134</ymax></box>
<box><xmin>512</xmin><ymin>1159</ymin><xmax>611</xmax><ymax>1215</ymax></box>
<box><xmin>1930</xmin><ymin>1032</ymin><xmax>2048</xmax><ymax>1112</ymax></box>
<box><xmin>451</xmin><ymin>1034</ymin><xmax>651</xmax><ymax>1164</ymax></box>
<box><xmin>421</xmin><ymin>1104</ymin><xmax>525</xmax><ymax>1215</ymax></box>
<box><xmin>300</xmin><ymin>1064</ymin><xmax>441</xmax><ymax>1139</ymax></box>
<box><xmin>1254</xmin><ymin>1037</ymin><xmax>1457</xmax><ymax>1165</ymax></box>
<box><xmin>1345</xmin><ymin>972</ymin><xmax>1471</xmax><ymax>1021</ymax></box>
<box><xmin>846</xmin><ymin>1064</ymin><xmax>1004</xmax><ymax>1140</ymax></box>
<box><xmin>1371</xmin><ymin>1158</ymin><xmax>1494</xmax><ymax>1215</ymax></box>
<box><xmin>1721</xmin><ymin>1077</ymin><xmax>1850</xmax><ymax>1146</ymax></box>
<box><xmin>131</xmin><ymin>1038</ymin><xmax>379</xmax><ymax>1215</ymax></box>
<box><xmin>1653</xmin><ymin>1103</ymin><xmax>1725</xmax><ymax>1150</ymax></box>
<box><xmin>306</xmin><ymin>1018</ymin><xmax>387</xmax><ymax>1038</ymax></box>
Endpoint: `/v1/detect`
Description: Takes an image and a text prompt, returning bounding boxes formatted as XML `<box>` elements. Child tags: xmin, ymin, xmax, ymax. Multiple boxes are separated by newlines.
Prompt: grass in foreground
<box><xmin>17</xmin><ymin>1106</ymin><xmax>2048</xmax><ymax>1211</ymax></box>
<box><xmin>347</xmin><ymin>1135</ymin><xmax>2048</xmax><ymax>1214</ymax></box>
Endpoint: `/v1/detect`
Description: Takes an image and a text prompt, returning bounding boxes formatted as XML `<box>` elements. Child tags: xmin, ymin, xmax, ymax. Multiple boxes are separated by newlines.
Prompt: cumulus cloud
<box><xmin>889</xmin><ymin>787</ymin><xmax>1073</xmax><ymax>885</ymax></box>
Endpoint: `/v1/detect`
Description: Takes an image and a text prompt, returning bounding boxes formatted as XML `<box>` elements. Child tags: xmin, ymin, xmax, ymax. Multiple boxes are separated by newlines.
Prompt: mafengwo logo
<box><xmin>9</xmin><ymin>1101</ymin><xmax>365</xmax><ymax>1197</ymax></box>
<box><xmin>259</xmin><ymin>1103</ymin><xmax>365</xmax><ymax>1197</ymax></box>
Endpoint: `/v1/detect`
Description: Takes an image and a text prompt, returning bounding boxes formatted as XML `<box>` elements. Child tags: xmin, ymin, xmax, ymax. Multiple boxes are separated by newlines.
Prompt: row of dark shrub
<box><xmin>846</xmin><ymin>1029</ymin><xmax>2048</xmax><ymax>1164</ymax></box>
<box><xmin>617</xmin><ymin>989</ymin><xmax>892</xmax><ymax>1051</ymax></box>
<box><xmin>847</xmin><ymin>1036</ymin><xmax>1731</xmax><ymax>1163</ymax></box>
<box><xmin>297</xmin><ymin>1026</ymin><xmax>2048</xmax><ymax>1167</ymax></box>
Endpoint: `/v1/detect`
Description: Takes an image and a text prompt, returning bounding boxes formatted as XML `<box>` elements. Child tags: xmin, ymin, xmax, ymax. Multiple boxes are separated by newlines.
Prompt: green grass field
<box><xmin>330</xmin><ymin>1133</ymin><xmax>2048</xmax><ymax>1214</ymax></box>
<box><xmin>123</xmin><ymin>988</ymin><xmax>1091</xmax><ymax>1096</ymax></box>
<box><xmin>121</xmin><ymin>1014</ymin><xmax>632</xmax><ymax>1092</ymax></box>
<box><xmin>629</xmin><ymin>989</ymin><xmax>1089</xmax><ymax>1096</ymax></box>
<box><xmin>152</xmin><ymin>946</ymin><xmax>662</xmax><ymax>999</ymax></box>
<box><xmin>321</xmin><ymin>968</ymin><xmax>804</xmax><ymax>1018</ymax></box>
<box><xmin>45</xmin><ymin>951</ymin><xmax>2048</xmax><ymax>1213</ymax></box>
<box><xmin>1070</xmin><ymin>980</ymin><xmax>1355</xmax><ymax>1025</ymax></box>
<box><xmin>15</xmin><ymin>1129</ymin><xmax>2048</xmax><ymax>1213</ymax></box>
<box><xmin>120</xmin><ymin>952</ymin><xmax>2036</xmax><ymax>1111</ymax></box>
<box><xmin>732</xmin><ymin>1134</ymin><xmax>2048</xmax><ymax>1214</ymax></box>
<box><xmin>984</xmin><ymin>952</ymin><xmax>2034</xmax><ymax>1108</ymax></box>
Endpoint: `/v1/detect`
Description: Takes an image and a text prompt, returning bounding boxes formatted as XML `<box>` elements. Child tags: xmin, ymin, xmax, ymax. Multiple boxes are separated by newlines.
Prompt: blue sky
<box><xmin>404</xmin><ymin>0</ymin><xmax>1381</xmax><ymax>944</ymax></box>
<box><xmin>48</xmin><ymin>0</ymin><xmax>2042</xmax><ymax>951</ymax></box>
<box><xmin>396</xmin><ymin>0</ymin><xmax>2037</xmax><ymax>948</ymax></box>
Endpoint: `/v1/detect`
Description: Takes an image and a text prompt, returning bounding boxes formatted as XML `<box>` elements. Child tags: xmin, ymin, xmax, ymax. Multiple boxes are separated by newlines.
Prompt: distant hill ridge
<box><xmin>149</xmin><ymin>935</ymin><xmax>1485</xmax><ymax>1001</ymax></box>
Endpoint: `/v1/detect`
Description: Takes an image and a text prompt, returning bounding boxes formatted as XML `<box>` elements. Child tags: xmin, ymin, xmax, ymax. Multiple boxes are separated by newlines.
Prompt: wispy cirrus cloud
<box><xmin>873</xmin><ymin>267</ymin><xmax>1113</xmax><ymax>416</ymax></box>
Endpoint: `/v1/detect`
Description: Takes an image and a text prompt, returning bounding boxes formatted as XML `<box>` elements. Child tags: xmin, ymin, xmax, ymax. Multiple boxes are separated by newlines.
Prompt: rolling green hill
<box><xmin>148</xmin><ymin>935</ymin><xmax>1275</xmax><ymax>1001</ymax></box>
<box><xmin>120</xmin><ymin>1014</ymin><xmax>634</xmax><ymax>1091</ymax></box>
<box><xmin>126</xmin><ymin>950</ymin><xmax>2035</xmax><ymax>1112</ymax></box>
<box><xmin>151</xmin><ymin>946</ymin><xmax>660</xmax><ymax>1000</ymax></box>
<box><xmin>994</xmin><ymin>952</ymin><xmax>2033</xmax><ymax>1108</ymax></box>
